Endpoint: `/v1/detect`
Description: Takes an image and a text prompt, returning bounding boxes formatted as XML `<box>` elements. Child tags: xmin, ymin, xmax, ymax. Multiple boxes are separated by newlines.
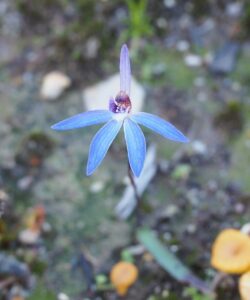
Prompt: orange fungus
<box><xmin>211</xmin><ymin>229</ymin><xmax>250</xmax><ymax>274</ymax></box>
<box><xmin>110</xmin><ymin>261</ymin><xmax>138</xmax><ymax>296</ymax></box>
<box><xmin>239</xmin><ymin>272</ymin><xmax>250</xmax><ymax>300</ymax></box>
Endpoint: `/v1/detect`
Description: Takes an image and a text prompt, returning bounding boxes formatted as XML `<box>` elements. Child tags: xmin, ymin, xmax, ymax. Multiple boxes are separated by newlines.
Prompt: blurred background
<box><xmin>0</xmin><ymin>0</ymin><xmax>250</xmax><ymax>299</ymax></box>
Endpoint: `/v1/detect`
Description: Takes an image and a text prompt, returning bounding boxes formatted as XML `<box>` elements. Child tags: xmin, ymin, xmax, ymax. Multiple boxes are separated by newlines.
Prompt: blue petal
<box><xmin>86</xmin><ymin>119</ymin><xmax>122</xmax><ymax>175</ymax></box>
<box><xmin>51</xmin><ymin>110</ymin><xmax>112</xmax><ymax>131</ymax></box>
<box><xmin>120</xmin><ymin>44</ymin><xmax>131</xmax><ymax>95</ymax></box>
<box><xmin>131</xmin><ymin>112</ymin><xmax>189</xmax><ymax>143</ymax></box>
<box><xmin>124</xmin><ymin>118</ymin><xmax>146</xmax><ymax>177</ymax></box>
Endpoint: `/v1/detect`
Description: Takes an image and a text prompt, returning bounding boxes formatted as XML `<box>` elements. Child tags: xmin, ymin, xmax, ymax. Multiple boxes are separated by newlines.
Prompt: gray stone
<box><xmin>84</xmin><ymin>37</ymin><xmax>100</xmax><ymax>59</ymax></box>
<box><xmin>226</xmin><ymin>2</ymin><xmax>243</xmax><ymax>18</ymax></box>
<box><xmin>0</xmin><ymin>253</ymin><xmax>30</xmax><ymax>279</ymax></box>
<box><xmin>210</xmin><ymin>41</ymin><xmax>240</xmax><ymax>74</ymax></box>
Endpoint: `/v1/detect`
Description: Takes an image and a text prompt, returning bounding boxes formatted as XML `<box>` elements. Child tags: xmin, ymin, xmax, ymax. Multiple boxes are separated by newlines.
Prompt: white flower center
<box><xmin>112</xmin><ymin>112</ymin><xmax>130</xmax><ymax>122</ymax></box>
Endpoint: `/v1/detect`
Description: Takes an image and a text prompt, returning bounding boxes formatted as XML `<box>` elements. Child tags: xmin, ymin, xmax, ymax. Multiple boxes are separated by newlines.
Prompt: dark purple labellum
<box><xmin>109</xmin><ymin>91</ymin><xmax>132</xmax><ymax>114</ymax></box>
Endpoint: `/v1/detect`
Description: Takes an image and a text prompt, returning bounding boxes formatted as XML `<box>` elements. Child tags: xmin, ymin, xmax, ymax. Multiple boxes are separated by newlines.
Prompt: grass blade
<box><xmin>137</xmin><ymin>228</ymin><xmax>212</xmax><ymax>295</ymax></box>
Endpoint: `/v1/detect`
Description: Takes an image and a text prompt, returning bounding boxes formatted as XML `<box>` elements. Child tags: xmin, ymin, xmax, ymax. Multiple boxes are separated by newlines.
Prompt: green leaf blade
<box><xmin>137</xmin><ymin>228</ymin><xmax>212</xmax><ymax>295</ymax></box>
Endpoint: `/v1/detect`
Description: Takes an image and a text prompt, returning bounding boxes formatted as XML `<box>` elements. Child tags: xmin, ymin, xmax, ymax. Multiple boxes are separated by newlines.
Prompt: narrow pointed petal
<box><xmin>120</xmin><ymin>44</ymin><xmax>131</xmax><ymax>95</ymax></box>
<box><xmin>131</xmin><ymin>112</ymin><xmax>189</xmax><ymax>143</ymax></box>
<box><xmin>124</xmin><ymin>118</ymin><xmax>146</xmax><ymax>177</ymax></box>
<box><xmin>51</xmin><ymin>110</ymin><xmax>113</xmax><ymax>131</ymax></box>
<box><xmin>86</xmin><ymin>120</ymin><xmax>122</xmax><ymax>175</ymax></box>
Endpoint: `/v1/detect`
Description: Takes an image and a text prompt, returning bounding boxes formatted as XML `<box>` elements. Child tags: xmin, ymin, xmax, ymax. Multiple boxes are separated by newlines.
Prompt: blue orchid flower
<box><xmin>51</xmin><ymin>44</ymin><xmax>189</xmax><ymax>177</ymax></box>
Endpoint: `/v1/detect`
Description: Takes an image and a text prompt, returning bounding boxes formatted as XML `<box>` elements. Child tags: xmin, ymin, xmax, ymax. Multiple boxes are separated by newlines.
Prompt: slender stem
<box><xmin>211</xmin><ymin>272</ymin><xmax>228</xmax><ymax>292</ymax></box>
<box><xmin>128</xmin><ymin>164</ymin><xmax>142</xmax><ymax>226</ymax></box>
<box><xmin>0</xmin><ymin>277</ymin><xmax>16</xmax><ymax>289</ymax></box>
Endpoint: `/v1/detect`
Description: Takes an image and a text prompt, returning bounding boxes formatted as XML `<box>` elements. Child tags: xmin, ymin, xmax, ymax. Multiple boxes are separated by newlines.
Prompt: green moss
<box><xmin>15</xmin><ymin>131</ymin><xmax>55</xmax><ymax>168</ymax></box>
<box><xmin>158</xmin><ymin>140</ymin><xmax>179</xmax><ymax>159</ymax></box>
<box><xmin>241</xmin><ymin>2</ymin><xmax>250</xmax><ymax>37</ymax></box>
<box><xmin>138</xmin><ymin>46</ymin><xmax>197</xmax><ymax>90</ymax></box>
<box><xmin>183</xmin><ymin>287</ymin><xmax>214</xmax><ymax>300</ymax></box>
<box><xmin>30</xmin><ymin>259</ymin><xmax>48</xmax><ymax>276</ymax></box>
<box><xmin>27</xmin><ymin>283</ymin><xmax>56</xmax><ymax>300</ymax></box>
<box><xmin>228</xmin><ymin>104</ymin><xmax>250</xmax><ymax>193</ymax></box>
<box><xmin>190</xmin><ymin>0</ymin><xmax>210</xmax><ymax>18</ymax></box>
<box><xmin>214</xmin><ymin>100</ymin><xmax>244</xmax><ymax>137</ymax></box>
<box><xmin>231</xmin><ymin>52</ymin><xmax>250</xmax><ymax>85</ymax></box>
<box><xmin>229</xmin><ymin>128</ymin><xmax>250</xmax><ymax>193</ymax></box>
<box><xmin>16</xmin><ymin>0</ymin><xmax>61</xmax><ymax>21</ymax></box>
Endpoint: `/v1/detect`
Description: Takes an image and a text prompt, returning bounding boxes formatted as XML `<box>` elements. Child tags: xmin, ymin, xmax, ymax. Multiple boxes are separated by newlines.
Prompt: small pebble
<box><xmin>19</xmin><ymin>229</ymin><xmax>39</xmax><ymax>245</ymax></box>
<box><xmin>234</xmin><ymin>203</ymin><xmax>245</xmax><ymax>214</ymax></box>
<box><xmin>191</xmin><ymin>140</ymin><xmax>207</xmax><ymax>155</ymax></box>
<box><xmin>163</xmin><ymin>0</ymin><xmax>176</xmax><ymax>8</ymax></box>
<box><xmin>152</xmin><ymin>63</ymin><xmax>166</xmax><ymax>76</ymax></box>
<box><xmin>90</xmin><ymin>181</ymin><xmax>105</xmax><ymax>193</ymax></box>
<box><xmin>40</xmin><ymin>71</ymin><xmax>71</xmax><ymax>100</ymax></box>
<box><xmin>170</xmin><ymin>245</ymin><xmax>178</xmax><ymax>252</ymax></box>
<box><xmin>163</xmin><ymin>232</ymin><xmax>172</xmax><ymax>241</ymax></box>
<box><xmin>42</xmin><ymin>222</ymin><xmax>52</xmax><ymax>233</ymax></box>
<box><xmin>176</xmin><ymin>40</ymin><xmax>190</xmax><ymax>52</ymax></box>
<box><xmin>159</xmin><ymin>159</ymin><xmax>169</xmax><ymax>173</ymax></box>
<box><xmin>232</xmin><ymin>81</ymin><xmax>241</xmax><ymax>92</ymax></box>
<box><xmin>156</xmin><ymin>17</ymin><xmax>168</xmax><ymax>29</ymax></box>
<box><xmin>186</xmin><ymin>189</ymin><xmax>200</xmax><ymax>206</ymax></box>
<box><xmin>241</xmin><ymin>223</ymin><xmax>250</xmax><ymax>236</ymax></box>
<box><xmin>162</xmin><ymin>205</ymin><xmax>179</xmax><ymax>218</ymax></box>
<box><xmin>84</xmin><ymin>37</ymin><xmax>100</xmax><ymax>59</ymax></box>
<box><xmin>206</xmin><ymin>180</ymin><xmax>218</xmax><ymax>193</ymax></box>
<box><xmin>161</xmin><ymin>289</ymin><xmax>169</xmax><ymax>297</ymax></box>
<box><xmin>197</xmin><ymin>92</ymin><xmax>208</xmax><ymax>102</ymax></box>
<box><xmin>17</xmin><ymin>176</ymin><xmax>33</xmax><ymax>191</ymax></box>
<box><xmin>154</xmin><ymin>285</ymin><xmax>161</xmax><ymax>294</ymax></box>
<box><xmin>194</xmin><ymin>76</ymin><xmax>205</xmax><ymax>87</ymax></box>
<box><xmin>58</xmin><ymin>293</ymin><xmax>70</xmax><ymax>300</ymax></box>
<box><xmin>143</xmin><ymin>252</ymin><xmax>154</xmax><ymax>262</ymax></box>
<box><xmin>184</xmin><ymin>54</ymin><xmax>202</xmax><ymax>68</ymax></box>
<box><xmin>186</xmin><ymin>224</ymin><xmax>197</xmax><ymax>234</ymax></box>
<box><xmin>171</xmin><ymin>164</ymin><xmax>191</xmax><ymax>180</ymax></box>
<box><xmin>125</xmin><ymin>245</ymin><xmax>145</xmax><ymax>256</ymax></box>
<box><xmin>226</xmin><ymin>2</ymin><xmax>242</xmax><ymax>17</ymax></box>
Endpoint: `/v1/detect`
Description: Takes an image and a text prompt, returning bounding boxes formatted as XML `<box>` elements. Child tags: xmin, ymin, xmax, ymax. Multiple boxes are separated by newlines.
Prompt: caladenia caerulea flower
<box><xmin>51</xmin><ymin>44</ymin><xmax>189</xmax><ymax>177</ymax></box>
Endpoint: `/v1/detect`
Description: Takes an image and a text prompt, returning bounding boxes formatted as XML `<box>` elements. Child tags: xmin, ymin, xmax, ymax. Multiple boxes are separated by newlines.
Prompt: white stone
<box><xmin>163</xmin><ymin>204</ymin><xmax>179</xmax><ymax>218</ymax></box>
<box><xmin>186</xmin><ymin>223</ymin><xmax>196</xmax><ymax>234</ymax></box>
<box><xmin>83</xmin><ymin>73</ymin><xmax>145</xmax><ymax>113</ymax></box>
<box><xmin>125</xmin><ymin>245</ymin><xmax>145</xmax><ymax>255</ymax></box>
<box><xmin>58</xmin><ymin>293</ymin><xmax>70</xmax><ymax>300</ymax></box>
<box><xmin>191</xmin><ymin>140</ymin><xmax>207</xmax><ymax>155</ymax></box>
<box><xmin>17</xmin><ymin>176</ymin><xmax>33</xmax><ymax>190</ymax></box>
<box><xmin>184</xmin><ymin>54</ymin><xmax>202</xmax><ymax>68</ymax></box>
<box><xmin>176</xmin><ymin>40</ymin><xmax>190</xmax><ymax>52</ymax></box>
<box><xmin>40</xmin><ymin>71</ymin><xmax>71</xmax><ymax>100</ymax></box>
<box><xmin>42</xmin><ymin>222</ymin><xmax>52</xmax><ymax>233</ymax></box>
<box><xmin>226</xmin><ymin>2</ymin><xmax>242</xmax><ymax>17</ymax></box>
<box><xmin>90</xmin><ymin>181</ymin><xmax>105</xmax><ymax>193</ymax></box>
<box><xmin>164</xmin><ymin>0</ymin><xmax>176</xmax><ymax>8</ymax></box>
<box><xmin>241</xmin><ymin>223</ymin><xmax>250</xmax><ymax>236</ymax></box>
<box><xmin>19</xmin><ymin>229</ymin><xmax>39</xmax><ymax>245</ymax></box>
